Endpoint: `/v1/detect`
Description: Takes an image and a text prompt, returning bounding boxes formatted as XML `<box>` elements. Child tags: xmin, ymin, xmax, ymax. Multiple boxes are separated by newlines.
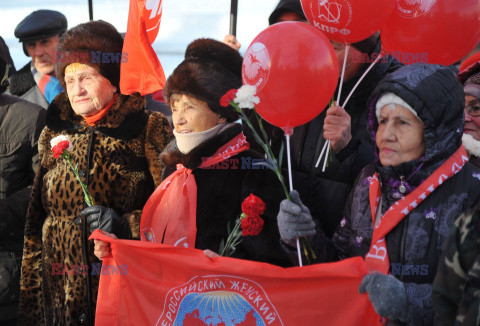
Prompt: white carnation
<box><xmin>50</xmin><ymin>135</ymin><xmax>73</xmax><ymax>151</ymax></box>
<box><xmin>462</xmin><ymin>133</ymin><xmax>480</xmax><ymax>158</ymax></box>
<box><xmin>234</xmin><ymin>85</ymin><xmax>260</xmax><ymax>109</ymax></box>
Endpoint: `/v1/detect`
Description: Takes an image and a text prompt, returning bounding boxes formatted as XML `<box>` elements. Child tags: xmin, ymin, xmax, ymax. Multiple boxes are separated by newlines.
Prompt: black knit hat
<box><xmin>56</xmin><ymin>20</ymin><xmax>124</xmax><ymax>90</ymax></box>
<box><xmin>269</xmin><ymin>0</ymin><xmax>306</xmax><ymax>25</ymax></box>
<box><xmin>164</xmin><ymin>38</ymin><xmax>243</xmax><ymax>122</ymax></box>
<box><xmin>15</xmin><ymin>10</ymin><xmax>67</xmax><ymax>56</ymax></box>
<box><xmin>351</xmin><ymin>32</ymin><xmax>380</xmax><ymax>56</ymax></box>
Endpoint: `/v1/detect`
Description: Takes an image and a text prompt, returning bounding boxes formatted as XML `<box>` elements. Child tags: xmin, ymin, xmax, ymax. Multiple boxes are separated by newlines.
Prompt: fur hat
<box><xmin>56</xmin><ymin>20</ymin><xmax>124</xmax><ymax>90</ymax></box>
<box><xmin>164</xmin><ymin>38</ymin><xmax>243</xmax><ymax>122</ymax></box>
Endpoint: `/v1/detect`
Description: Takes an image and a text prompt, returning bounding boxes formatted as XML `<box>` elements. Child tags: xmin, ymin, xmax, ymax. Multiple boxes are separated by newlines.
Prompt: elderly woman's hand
<box><xmin>359</xmin><ymin>273</ymin><xmax>409</xmax><ymax>323</ymax></box>
<box><xmin>203</xmin><ymin>249</ymin><xmax>221</xmax><ymax>259</ymax></box>
<box><xmin>94</xmin><ymin>232</ymin><xmax>117</xmax><ymax>260</ymax></box>
<box><xmin>277</xmin><ymin>190</ymin><xmax>316</xmax><ymax>247</ymax></box>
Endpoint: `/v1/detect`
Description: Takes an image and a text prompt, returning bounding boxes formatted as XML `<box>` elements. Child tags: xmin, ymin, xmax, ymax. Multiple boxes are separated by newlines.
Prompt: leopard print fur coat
<box><xmin>18</xmin><ymin>91</ymin><xmax>172</xmax><ymax>325</ymax></box>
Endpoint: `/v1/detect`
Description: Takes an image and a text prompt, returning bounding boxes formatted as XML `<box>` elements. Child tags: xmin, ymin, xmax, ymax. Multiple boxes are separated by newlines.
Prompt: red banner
<box><xmin>120</xmin><ymin>0</ymin><xmax>166</xmax><ymax>96</ymax></box>
<box><xmin>92</xmin><ymin>231</ymin><xmax>379</xmax><ymax>325</ymax></box>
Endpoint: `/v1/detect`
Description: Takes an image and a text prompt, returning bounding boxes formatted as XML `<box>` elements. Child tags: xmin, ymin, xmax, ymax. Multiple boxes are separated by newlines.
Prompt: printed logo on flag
<box><xmin>144</xmin><ymin>0</ymin><xmax>163</xmax><ymax>43</ymax></box>
<box><xmin>156</xmin><ymin>275</ymin><xmax>283</xmax><ymax>326</ymax></box>
<box><xmin>142</xmin><ymin>227</ymin><xmax>157</xmax><ymax>242</ymax></box>
<box><xmin>395</xmin><ymin>0</ymin><xmax>437</xmax><ymax>18</ymax></box>
<box><xmin>304</xmin><ymin>0</ymin><xmax>353</xmax><ymax>36</ymax></box>
<box><xmin>242</xmin><ymin>43</ymin><xmax>271</xmax><ymax>92</ymax></box>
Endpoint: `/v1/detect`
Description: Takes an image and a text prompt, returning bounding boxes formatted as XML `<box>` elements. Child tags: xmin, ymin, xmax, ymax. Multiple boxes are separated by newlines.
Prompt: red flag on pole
<box><xmin>120</xmin><ymin>0</ymin><xmax>166</xmax><ymax>95</ymax></box>
<box><xmin>91</xmin><ymin>231</ymin><xmax>380</xmax><ymax>325</ymax></box>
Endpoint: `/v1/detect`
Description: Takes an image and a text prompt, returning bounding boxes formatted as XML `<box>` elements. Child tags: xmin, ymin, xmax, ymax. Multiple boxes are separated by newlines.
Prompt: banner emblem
<box><xmin>157</xmin><ymin>275</ymin><xmax>283</xmax><ymax>326</ymax></box>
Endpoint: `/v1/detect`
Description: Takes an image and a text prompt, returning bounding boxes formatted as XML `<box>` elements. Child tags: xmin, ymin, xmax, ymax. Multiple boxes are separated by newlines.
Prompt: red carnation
<box><xmin>241</xmin><ymin>214</ymin><xmax>264</xmax><ymax>236</ymax></box>
<box><xmin>220</xmin><ymin>89</ymin><xmax>238</xmax><ymax>107</ymax></box>
<box><xmin>52</xmin><ymin>140</ymin><xmax>71</xmax><ymax>159</ymax></box>
<box><xmin>241</xmin><ymin>193</ymin><xmax>266</xmax><ymax>217</ymax></box>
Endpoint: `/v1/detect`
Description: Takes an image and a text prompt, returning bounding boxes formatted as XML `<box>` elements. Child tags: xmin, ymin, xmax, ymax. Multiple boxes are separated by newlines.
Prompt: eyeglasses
<box><xmin>465</xmin><ymin>102</ymin><xmax>480</xmax><ymax>117</ymax></box>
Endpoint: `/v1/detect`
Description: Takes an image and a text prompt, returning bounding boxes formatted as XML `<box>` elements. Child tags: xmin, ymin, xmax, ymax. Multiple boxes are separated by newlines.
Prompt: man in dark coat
<box><xmin>7</xmin><ymin>10</ymin><xmax>67</xmax><ymax>108</ymax></box>
<box><xmin>0</xmin><ymin>34</ymin><xmax>46</xmax><ymax>326</ymax></box>
<box><xmin>260</xmin><ymin>0</ymin><xmax>403</xmax><ymax>237</ymax></box>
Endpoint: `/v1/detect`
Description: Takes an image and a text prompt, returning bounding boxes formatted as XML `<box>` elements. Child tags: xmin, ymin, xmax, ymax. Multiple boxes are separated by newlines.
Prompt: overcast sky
<box><xmin>1</xmin><ymin>0</ymin><xmax>278</xmax><ymax>76</ymax></box>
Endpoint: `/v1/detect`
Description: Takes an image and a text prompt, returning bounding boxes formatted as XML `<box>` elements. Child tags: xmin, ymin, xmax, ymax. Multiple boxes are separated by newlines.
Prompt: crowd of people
<box><xmin>1</xmin><ymin>0</ymin><xmax>480</xmax><ymax>325</ymax></box>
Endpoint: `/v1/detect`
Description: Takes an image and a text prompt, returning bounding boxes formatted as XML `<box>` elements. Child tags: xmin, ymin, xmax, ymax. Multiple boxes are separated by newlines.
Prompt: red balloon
<box><xmin>301</xmin><ymin>0</ymin><xmax>394</xmax><ymax>44</ymax></box>
<box><xmin>242</xmin><ymin>22</ymin><xmax>339</xmax><ymax>131</ymax></box>
<box><xmin>382</xmin><ymin>0</ymin><xmax>480</xmax><ymax>66</ymax></box>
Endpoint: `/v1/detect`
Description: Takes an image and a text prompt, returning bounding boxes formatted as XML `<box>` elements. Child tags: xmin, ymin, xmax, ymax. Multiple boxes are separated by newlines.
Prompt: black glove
<box><xmin>277</xmin><ymin>190</ymin><xmax>316</xmax><ymax>247</ymax></box>
<box><xmin>78</xmin><ymin>205</ymin><xmax>132</xmax><ymax>239</ymax></box>
<box><xmin>359</xmin><ymin>273</ymin><xmax>409</xmax><ymax>323</ymax></box>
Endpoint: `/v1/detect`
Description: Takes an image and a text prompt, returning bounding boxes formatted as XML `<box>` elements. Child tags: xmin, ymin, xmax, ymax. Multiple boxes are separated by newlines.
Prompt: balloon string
<box><xmin>342</xmin><ymin>53</ymin><xmax>383</xmax><ymax>108</ymax></box>
<box><xmin>315</xmin><ymin>138</ymin><xmax>330</xmax><ymax>169</ymax></box>
<box><xmin>322</xmin><ymin>141</ymin><xmax>330</xmax><ymax>172</ymax></box>
<box><xmin>285</xmin><ymin>133</ymin><xmax>303</xmax><ymax>267</ymax></box>
<box><xmin>314</xmin><ymin>44</ymin><xmax>350</xmax><ymax>171</ymax></box>
<box><xmin>337</xmin><ymin>44</ymin><xmax>350</xmax><ymax>104</ymax></box>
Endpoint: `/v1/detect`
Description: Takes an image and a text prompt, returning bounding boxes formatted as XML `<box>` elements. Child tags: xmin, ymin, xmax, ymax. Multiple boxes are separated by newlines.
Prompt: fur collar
<box><xmin>8</xmin><ymin>62</ymin><xmax>36</xmax><ymax>96</ymax></box>
<box><xmin>46</xmin><ymin>91</ymin><xmax>148</xmax><ymax>140</ymax></box>
<box><xmin>463</xmin><ymin>133</ymin><xmax>480</xmax><ymax>158</ymax></box>
<box><xmin>160</xmin><ymin>123</ymin><xmax>243</xmax><ymax>170</ymax></box>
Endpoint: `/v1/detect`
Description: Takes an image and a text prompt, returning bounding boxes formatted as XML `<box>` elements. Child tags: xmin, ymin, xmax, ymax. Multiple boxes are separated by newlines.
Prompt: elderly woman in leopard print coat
<box><xmin>18</xmin><ymin>21</ymin><xmax>172</xmax><ymax>325</ymax></box>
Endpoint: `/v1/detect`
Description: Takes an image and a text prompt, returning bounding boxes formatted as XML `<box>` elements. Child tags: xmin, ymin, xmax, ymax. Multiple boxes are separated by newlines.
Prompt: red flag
<box><xmin>120</xmin><ymin>0</ymin><xmax>166</xmax><ymax>96</ymax></box>
<box><xmin>92</xmin><ymin>231</ymin><xmax>380</xmax><ymax>325</ymax></box>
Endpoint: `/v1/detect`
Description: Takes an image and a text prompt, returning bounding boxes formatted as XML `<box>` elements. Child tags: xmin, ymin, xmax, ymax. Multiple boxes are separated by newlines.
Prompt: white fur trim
<box><xmin>376</xmin><ymin>92</ymin><xmax>418</xmax><ymax>121</ymax></box>
<box><xmin>462</xmin><ymin>133</ymin><xmax>480</xmax><ymax>157</ymax></box>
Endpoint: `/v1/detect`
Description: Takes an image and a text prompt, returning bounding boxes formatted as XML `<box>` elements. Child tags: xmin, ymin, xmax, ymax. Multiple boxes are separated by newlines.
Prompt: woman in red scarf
<box><xmin>94</xmin><ymin>38</ymin><xmax>290</xmax><ymax>267</ymax></box>
<box><xmin>277</xmin><ymin>64</ymin><xmax>480</xmax><ymax>325</ymax></box>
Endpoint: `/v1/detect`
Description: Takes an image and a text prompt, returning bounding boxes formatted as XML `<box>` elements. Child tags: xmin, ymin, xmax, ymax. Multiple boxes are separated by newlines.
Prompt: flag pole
<box><xmin>229</xmin><ymin>0</ymin><xmax>238</xmax><ymax>36</ymax></box>
<box><xmin>88</xmin><ymin>0</ymin><xmax>93</xmax><ymax>21</ymax></box>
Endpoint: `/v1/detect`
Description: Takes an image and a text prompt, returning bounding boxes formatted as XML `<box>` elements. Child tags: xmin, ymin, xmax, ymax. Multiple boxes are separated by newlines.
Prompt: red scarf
<box><xmin>83</xmin><ymin>94</ymin><xmax>118</xmax><ymax>126</ymax></box>
<box><xmin>140</xmin><ymin>132</ymin><xmax>250</xmax><ymax>248</ymax></box>
<box><xmin>365</xmin><ymin>145</ymin><xmax>468</xmax><ymax>274</ymax></box>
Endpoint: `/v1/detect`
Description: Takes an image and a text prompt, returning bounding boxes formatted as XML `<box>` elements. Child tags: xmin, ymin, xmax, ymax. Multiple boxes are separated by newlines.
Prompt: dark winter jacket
<box><xmin>278</xmin><ymin>41</ymin><xmax>401</xmax><ymax>237</ymax></box>
<box><xmin>160</xmin><ymin>123</ymin><xmax>291</xmax><ymax>267</ymax></box>
<box><xmin>0</xmin><ymin>94</ymin><xmax>45</xmax><ymax>321</ymax></box>
<box><xmin>18</xmin><ymin>91</ymin><xmax>172</xmax><ymax>325</ymax></box>
<box><xmin>7</xmin><ymin>62</ymin><xmax>48</xmax><ymax>109</ymax></box>
<box><xmin>305</xmin><ymin>64</ymin><xmax>480</xmax><ymax>325</ymax></box>
<box><xmin>432</xmin><ymin>199</ymin><xmax>480</xmax><ymax>326</ymax></box>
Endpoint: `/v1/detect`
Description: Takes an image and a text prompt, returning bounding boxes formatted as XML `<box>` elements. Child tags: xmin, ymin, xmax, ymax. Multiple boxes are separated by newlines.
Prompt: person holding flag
<box><xmin>94</xmin><ymin>38</ymin><xmax>291</xmax><ymax>267</ymax></box>
<box><xmin>18</xmin><ymin>21</ymin><xmax>172</xmax><ymax>325</ymax></box>
<box><xmin>277</xmin><ymin>63</ymin><xmax>480</xmax><ymax>325</ymax></box>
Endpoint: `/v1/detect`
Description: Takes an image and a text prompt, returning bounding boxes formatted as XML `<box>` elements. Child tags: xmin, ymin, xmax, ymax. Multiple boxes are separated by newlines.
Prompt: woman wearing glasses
<box><xmin>458</xmin><ymin>62</ymin><xmax>480</xmax><ymax>167</ymax></box>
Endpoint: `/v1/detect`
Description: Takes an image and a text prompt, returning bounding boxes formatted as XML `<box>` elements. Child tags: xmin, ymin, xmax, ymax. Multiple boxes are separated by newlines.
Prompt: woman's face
<box><xmin>171</xmin><ymin>94</ymin><xmax>226</xmax><ymax>133</ymax></box>
<box><xmin>376</xmin><ymin>104</ymin><xmax>425</xmax><ymax>167</ymax></box>
<box><xmin>464</xmin><ymin>94</ymin><xmax>480</xmax><ymax>141</ymax></box>
<box><xmin>65</xmin><ymin>63</ymin><xmax>117</xmax><ymax>117</ymax></box>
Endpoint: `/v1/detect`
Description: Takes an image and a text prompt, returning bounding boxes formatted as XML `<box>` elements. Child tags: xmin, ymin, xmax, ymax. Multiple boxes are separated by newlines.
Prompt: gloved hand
<box><xmin>277</xmin><ymin>190</ymin><xmax>316</xmax><ymax>247</ymax></box>
<box><xmin>78</xmin><ymin>205</ymin><xmax>132</xmax><ymax>239</ymax></box>
<box><xmin>359</xmin><ymin>273</ymin><xmax>409</xmax><ymax>323</ymax></box>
